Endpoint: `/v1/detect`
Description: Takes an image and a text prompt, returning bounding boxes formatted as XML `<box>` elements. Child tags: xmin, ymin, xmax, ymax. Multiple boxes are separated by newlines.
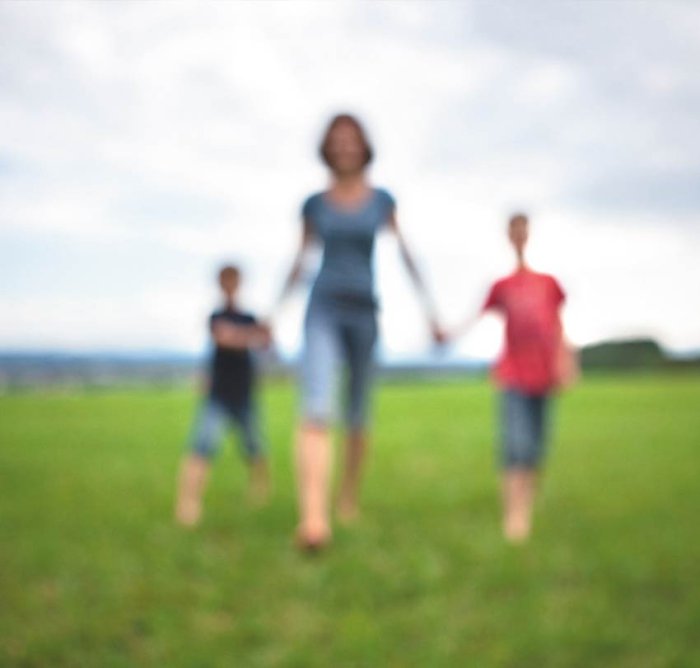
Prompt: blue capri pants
<box><xmin>300</xmin><ymin>297</ymin><xmax>378</xmax><ymax>429</ymax></box>
<box><xmin>189</xmin><ymin>397</ymin><xmax>265</xmax><ymax>460</ymax></box>
<box><xmin>500</xmin><ymin>388</ymin><xmax>553</xmax><ymax>469</ymax></box>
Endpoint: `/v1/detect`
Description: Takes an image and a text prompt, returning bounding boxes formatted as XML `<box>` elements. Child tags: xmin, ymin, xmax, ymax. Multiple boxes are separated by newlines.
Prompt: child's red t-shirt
<box><xmin>483</xmin><ymin>268</ymin><xmax>565</xmax><ymax>395</ymax></box>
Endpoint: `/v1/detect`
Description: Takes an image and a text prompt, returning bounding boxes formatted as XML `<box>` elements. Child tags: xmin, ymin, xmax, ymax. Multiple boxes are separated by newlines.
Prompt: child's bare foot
<box><xmin>175</xmin><ymin>498</ymin><xmax>202</xmax><ymax>527</ymax></box>
<box><xmin>295</xmin><ymin>521</ymin><xmax>331</xmax><ymax>553</ymax></box>
<box><xmin>503</xmin><ymin>514</ymin><xmax>531</xmax><ymax>543</ymax></box>
<box><xmin>175</xmin><ymin>454</ymin><xmax>209</xmax><ymax>527</ymax></box>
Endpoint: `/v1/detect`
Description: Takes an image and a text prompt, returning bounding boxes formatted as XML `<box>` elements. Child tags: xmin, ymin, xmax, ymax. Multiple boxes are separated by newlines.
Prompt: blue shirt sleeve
<box><xmin>301</xmin><ymin>193</ymin><xmax>320</xmax><ymax>238</ymax></box>
<box><xmin>301</xmin><ymin>194</ymin><xmax>318</xmax><ymax>221</ymax></box>
<box><xmin>375</xmin><ymin>188</ymin><xmax>396</xmax><ymax>225</ymax></box>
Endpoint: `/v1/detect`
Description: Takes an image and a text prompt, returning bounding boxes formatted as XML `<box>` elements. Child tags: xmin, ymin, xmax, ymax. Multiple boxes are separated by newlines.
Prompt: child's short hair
<box><xmin>218</xmin><ymin>264</ymin><xmax>241</xmax><ymax>284</ymax></box>
<box><xmin>509</xmin><ymin>212</ymin><xmax>529</xmax><ymax>226</ymax></box>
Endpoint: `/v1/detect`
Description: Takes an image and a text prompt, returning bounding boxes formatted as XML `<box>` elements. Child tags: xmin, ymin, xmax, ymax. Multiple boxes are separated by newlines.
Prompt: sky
<box><xmin>1</xmin><ymin>0</ymin><xmax>699</xmax><ymax>361</ymax></box>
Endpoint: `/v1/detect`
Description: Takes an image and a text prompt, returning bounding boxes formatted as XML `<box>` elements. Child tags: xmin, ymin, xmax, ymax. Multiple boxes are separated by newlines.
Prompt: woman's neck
<box><xmin>329</xmin><ymin>171</ymin><xmax>369</xmax><ymax>201</ymax></box>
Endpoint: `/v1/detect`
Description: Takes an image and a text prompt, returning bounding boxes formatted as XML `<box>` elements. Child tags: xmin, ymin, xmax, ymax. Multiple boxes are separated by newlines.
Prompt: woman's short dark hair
<box><xmin>319</xmin><ymin>114</ymin><xmax>374</xmax><ymax>169</ymax></box>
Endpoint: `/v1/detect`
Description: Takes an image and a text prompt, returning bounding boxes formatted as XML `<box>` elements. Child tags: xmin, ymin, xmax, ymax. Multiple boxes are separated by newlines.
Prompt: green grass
<box><xmin>1</xmin><ymin>375</ymin><xmax>699</xmax><ymax>667</ymax></box>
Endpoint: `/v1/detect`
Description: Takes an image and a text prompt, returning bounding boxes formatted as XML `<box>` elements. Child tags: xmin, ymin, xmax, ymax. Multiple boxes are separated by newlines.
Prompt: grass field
<box><xmin>1</xmin><ymin>374</ymin><xmax>699</xmax><ymax>667</ymax></box>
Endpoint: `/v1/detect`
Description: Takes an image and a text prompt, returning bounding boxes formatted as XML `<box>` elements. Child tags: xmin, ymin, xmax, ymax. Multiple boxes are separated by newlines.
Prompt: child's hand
<box><xmin>255</xmin><ymin>322</ymin><xmax>273</xmax><ymax>349</ymax></box>
<box><xmin>555</xmin><ymin>340</ymin><xmax>580</xmax><ymax>389</ymax></box>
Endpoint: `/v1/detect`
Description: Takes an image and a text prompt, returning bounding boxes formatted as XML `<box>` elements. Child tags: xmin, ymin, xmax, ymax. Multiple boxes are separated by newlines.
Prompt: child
<box><xmin>444</xmin><ymin>213</ymin><xmax>577</xmax><ymax>542</ymax></box>
<box><xmin>175</xmin><ymin>264</ymin><xmax>272</xmax><ymax>527</ymax></box>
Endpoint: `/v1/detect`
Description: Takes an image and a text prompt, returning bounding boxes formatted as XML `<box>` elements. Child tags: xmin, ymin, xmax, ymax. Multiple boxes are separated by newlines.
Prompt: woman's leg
<box><xmin>296</xmin><ymin>302</ymin><xmax>340</xmax><ymax>547</ymax></box>
<box><xmin>296</xmin><ymin>422</ymin><xmax>334</xmax><ymax>546</ymax></box>
<box><xmin>175</xmin><ymin>400</ymin><xmax>226</xmax><ymax>526</ymax></box>
<box><xmin>338</xmin><ymin>310</ymin><xmax>377</xmax><ymax>523</ymax></box>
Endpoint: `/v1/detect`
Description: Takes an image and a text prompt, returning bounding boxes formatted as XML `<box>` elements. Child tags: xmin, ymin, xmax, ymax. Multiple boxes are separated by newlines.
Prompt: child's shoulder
<box><xmin>490</xmin><ymin>273</ymin><xmax>513</xmax><ymax>291</ymax></box>
<box><xmin>533</xmin><ymin>271</ymin><xmax>564</xmax><ymax>291</ymax></box>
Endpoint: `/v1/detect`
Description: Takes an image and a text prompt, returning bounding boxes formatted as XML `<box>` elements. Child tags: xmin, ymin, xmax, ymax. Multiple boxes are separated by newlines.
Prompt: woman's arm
<box><xmin>270</xmin><ymin>219</ymin><xmax>315</xmax><ymax>319</ymax></box>
<box><xmin>386</xmin><ymin>213</ymin><xmax>445</xmax><ymax>343</ymax></box>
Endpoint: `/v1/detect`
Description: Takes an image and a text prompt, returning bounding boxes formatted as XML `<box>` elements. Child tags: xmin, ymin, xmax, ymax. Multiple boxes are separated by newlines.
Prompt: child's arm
<box><xmin>443</xmin><ymin>282</ymin><xmax>499</xmax><ymax>345</ymax></box>
<box><xmin>445</xmin><ymin>312</ymin><xmax>482</xmax><ymax>343</ymax></box>
<box><xmin>211</xmin><ymin>321</ymin><xmax>271</xmax><ymax>351</ymax></box>
<box><xmin>554</xmin><ymin>311</ymin><xmax>580</xmax><ymax>388</ymax></box>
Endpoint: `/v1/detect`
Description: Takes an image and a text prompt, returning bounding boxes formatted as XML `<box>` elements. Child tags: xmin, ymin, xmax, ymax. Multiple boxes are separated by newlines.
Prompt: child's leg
<box><xmin>175</xmin><ymin>400</ymin><xmax>226</xmax><ymax>526</ymax></box>
<box><xmin>175</xmin><ymin>454</ymin><xmax>211</xmax><ymax>527</ymax></box>
<box><xmin>500</xmin><ymin>390</ymin><xmax>543</xmax><ymax>542</ymax></box>
<box><xmin>231</xmin><ymin>401</ymin><xmax>270</xmax><ymax>504</ymax></box>
<box><xmin>502</xmin><ymin>467</ymin><xmax>538</xmax><ymax>543</ymax></box>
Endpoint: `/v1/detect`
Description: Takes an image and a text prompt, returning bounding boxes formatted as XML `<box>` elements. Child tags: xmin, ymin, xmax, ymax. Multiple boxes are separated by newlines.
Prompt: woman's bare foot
<box><xmin>295</xmin><ymin>521</ymin><xmax>331</xmax><ymax>553</ymax></box>
<box><xmin>337</xmin><ymin>493</ymin><xmax>360</xmax><ymax>525</ymax></box>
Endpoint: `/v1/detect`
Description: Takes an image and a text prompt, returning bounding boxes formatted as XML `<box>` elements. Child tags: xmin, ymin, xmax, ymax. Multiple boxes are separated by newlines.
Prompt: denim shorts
<box><xmin>189</xmin><ymin>396</ymin><xmax>265</xmax><ymax>460</ymax></box>
<box><xmin>300</xmin><ymin>296</ymin><xmax>378</xmax><ymax>429</ymax></box>
<box><xmin>500</xmin><ymin>388</ymin><xmax>552</xmax><ymax>469</ymax></box>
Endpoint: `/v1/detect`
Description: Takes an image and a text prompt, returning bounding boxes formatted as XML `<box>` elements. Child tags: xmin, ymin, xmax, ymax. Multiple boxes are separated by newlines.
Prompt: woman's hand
<box><xmin>430</xmin><ymin>321</ymin><xmax>449</xmax><ymax>346</ymax></box>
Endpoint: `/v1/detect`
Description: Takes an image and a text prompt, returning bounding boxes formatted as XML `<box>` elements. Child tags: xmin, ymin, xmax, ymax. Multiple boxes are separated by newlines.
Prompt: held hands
<box><xmin>430</xmin><ymin>320</ymin><xmax>450</xmax><ymax>347</ymax></box>
<box><xmin>431</xmin><ymin>313</ymin><xmax>480</xmax><ymax>348</ymax></box>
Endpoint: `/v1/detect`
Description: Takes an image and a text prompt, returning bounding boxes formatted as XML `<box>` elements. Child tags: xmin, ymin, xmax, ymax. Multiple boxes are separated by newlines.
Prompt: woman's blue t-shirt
<box><xmin>301</xmin><ymin>187</ymin><xmax>395</xmax><ymax>306</ymax></box>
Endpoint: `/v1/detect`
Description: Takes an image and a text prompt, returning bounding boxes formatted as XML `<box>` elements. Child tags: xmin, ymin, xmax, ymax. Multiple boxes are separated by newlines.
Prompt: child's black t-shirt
<box><xmin>208</xmin><ymin>308</ymin><xmax>257</xmax><ymax>407</ymax></box>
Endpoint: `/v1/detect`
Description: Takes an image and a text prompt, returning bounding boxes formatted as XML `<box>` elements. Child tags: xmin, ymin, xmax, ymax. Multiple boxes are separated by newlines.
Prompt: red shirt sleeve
<box><xmin>550</xmin><ymin>276</ymin><xmax>565</xmax><ymax>307</ymax></box>
<box><xmin>482</xmin><ymin>281</ymin><xmax>501</xmax><ymax>313</ymax></box>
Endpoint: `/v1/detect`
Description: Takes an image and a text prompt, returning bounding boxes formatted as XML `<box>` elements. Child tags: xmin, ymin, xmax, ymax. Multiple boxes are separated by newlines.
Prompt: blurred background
<box><xmin>1</xmin><ymin>0</ymin><xmax>699</xmax><ymax>384</ymax></box>
<box><xmin>2</xmin><ymin>4</ymin><xmax>700</xmax><ymax>667</ymax></box>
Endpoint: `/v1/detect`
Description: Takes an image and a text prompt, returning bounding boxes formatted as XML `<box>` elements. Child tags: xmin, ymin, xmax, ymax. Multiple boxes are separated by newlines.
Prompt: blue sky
<box><xmin>1</xmin><ymin>1</ymin><xmax>698</xmax><ymax>360</ymax></box>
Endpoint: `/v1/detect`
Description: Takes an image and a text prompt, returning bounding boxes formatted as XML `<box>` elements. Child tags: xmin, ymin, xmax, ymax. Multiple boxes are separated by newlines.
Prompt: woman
<box><xmin>278</xmin><ymin>114</ymin><xmax>442</xmax><ymax>550</ymax></box>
